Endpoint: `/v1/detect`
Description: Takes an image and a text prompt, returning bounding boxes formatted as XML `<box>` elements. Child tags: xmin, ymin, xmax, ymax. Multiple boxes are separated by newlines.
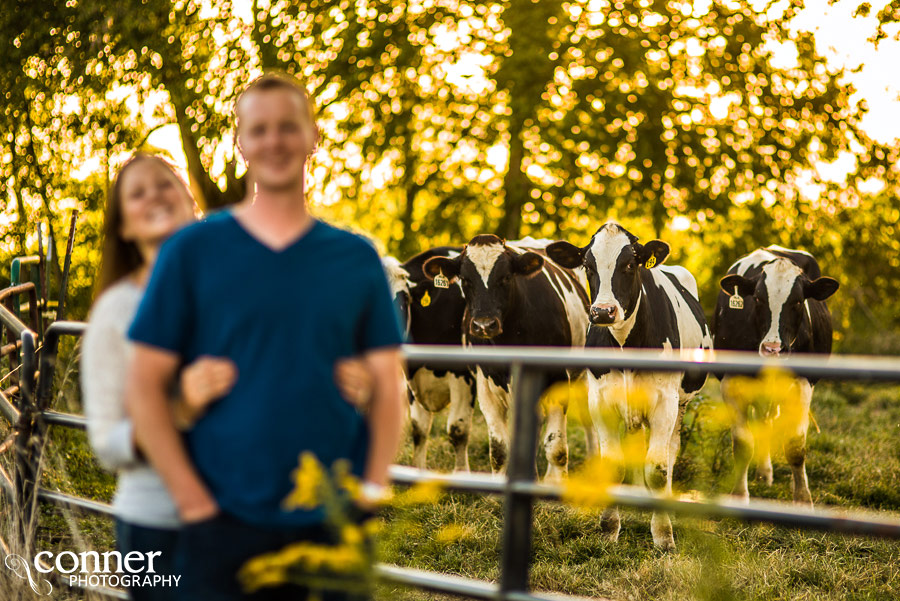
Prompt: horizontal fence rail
<box><xmin>5</xmin><ymin>312</ymin><xmax>900</xmax><ymax>601</ymax></box>
<box><xmin>389</xmin><ymin>467</ymin><xmax>900</xmax><ymax>539</ymax></box>
<box><xmin>402</xmin><ymin>344</ymin><xmax>900</xmax><ymax>382</ymax></box>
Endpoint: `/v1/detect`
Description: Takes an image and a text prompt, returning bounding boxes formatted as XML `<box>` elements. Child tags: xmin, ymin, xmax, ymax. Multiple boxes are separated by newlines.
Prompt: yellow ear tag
<box><xmin>420</xmin><ymin>291</ymin><xmax>431</xmax><ymax>307</ymax></box>
<box><xmin>729</xmin><ymin>286</ymin><xmax>744</xmax><ymax>310</ymax></box>
<box><xmin>433</xmin><ymin>271</ymin><xmax>450</xmax><ymax>289</ymax></box>
<box><xmin>645</xmin><ymin>256</ymin><xmax>656</xmax><ymax>269</ymax></box>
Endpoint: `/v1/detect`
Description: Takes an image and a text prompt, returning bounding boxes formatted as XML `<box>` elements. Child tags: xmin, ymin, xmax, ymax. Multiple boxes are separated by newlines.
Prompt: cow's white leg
<box><xmin>570</xmin><ymin>371</ymin><xmax>599</xmax><ymax>459</ymax></box>
<box><xmin>647</xmin><ymin>385</ymin><xmax>679</xmax><ymax>551</ymax></box>
<box><xmin>409</xmin><ymin>398</ymin><xmax>434</xmax><ymax>470</ymax></box>
<box><xmin>583</xmin><ymin>419</ymin><xmax>599</xmax><ymax>459</ymax></box>
<box><xmin>589</xmin><ymin>373</ymin><xmax>625</xmax><ymax>541</ymax></box>
<box><xmin>542</xmin><ymin>401</ymin><xmax>568</xmax><ymax>482</ymax></box>
<box><xmin>446</xmin><ymin>375</ymin><xmax>474</xmax><ymax>473</ymax></box>
<box><xmin>667</xmin><ymin>399</ymin><xmax>687</xmax><ymax>483</ymax></box>
<box><xmin>731</xmin><ymin>419</ymin><xmax>754</xmax><ymax>503</ymax></box>
<box><xmin>722</xmin><ymin>376</ymin><xmax>754</xmax><ymax>503</ymax></box>
<box><xmin>784</xmin><ymin>379</ymin><xmax>813</xmax><ymax>507</ymax></box>
<box><xmin>477</xmin><ymin>368</ymin><xmax>510</xmax><ymax>474</ymax></box>
<box><xmin>754</xmin><ymin>420</ymin><xmax>774</xmax><ymax>486</ymax></box>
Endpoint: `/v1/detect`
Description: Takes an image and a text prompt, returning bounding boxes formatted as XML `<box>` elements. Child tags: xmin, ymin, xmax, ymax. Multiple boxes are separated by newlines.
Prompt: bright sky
<box><xmin>145</xmin><ymin>0</ymin><xmax>900</xmax><ymax>187</ymax></box>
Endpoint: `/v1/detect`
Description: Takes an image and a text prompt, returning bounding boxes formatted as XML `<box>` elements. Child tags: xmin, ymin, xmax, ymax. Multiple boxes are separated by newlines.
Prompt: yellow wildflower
<box><xmin>241</xmin><ymin>541</ymin><xmax>367</xmax><ymax>593</ymax></box>
<box><xmin>283</xmin><ymin>452</ymin><xmax>326</xmax><ymax>510</ymax></box>
<box><xmin>540</xmin><ymin>380</ymin><xmax>573</xmax><ymax>412</ymax></box>
<box><xmin>341</xmin><ymin>524</ymin><xmax>364</xmax><ymax>546</ymax></box>
<box><xmin>700</xmin><ymin>400</ymin><xmax>737</xmax><ymax>429</ymax></box>
<box><xmin>239</xmin><ymin>555</ymin><xmax>289</xmax><ymax>592</ymax></box>
<box><xmin>726</xmin><ymin>367</ymin><xmax>810</xmax><ymax>458</ymax></box>
<box><xmin>362</xmin><ymin>518</ymin><xmax>384</xmax><ymax>537</ymax></box>
<box><xmin>434</xmin><ymin>523</ymin><xmax>473</xmax><ymax>545</ymax></box>
<box><xmin>390</xmin><ymin>479</ymin><xmax>444</xmax><ymax>507</ymax></box>
<box><xmin>562</xmin><ymin>456</ymin><xmax>614</xmax><ymax>510</ymax></box>
<box><xmin>621</xmin><ymin>430</ymin><xmax>648</xmax><ymax>469</ymax></box>
<box><xmin>333</xmin><ymin>459</ymin><xmax>363</xmax><ymax>502</ymax></box>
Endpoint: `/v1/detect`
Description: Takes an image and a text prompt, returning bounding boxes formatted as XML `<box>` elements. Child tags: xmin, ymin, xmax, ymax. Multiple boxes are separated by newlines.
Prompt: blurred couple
<box><xmin>81</xmin><ymin>73</ymin><xmax>406</xmax><ymax>601</ymax></box>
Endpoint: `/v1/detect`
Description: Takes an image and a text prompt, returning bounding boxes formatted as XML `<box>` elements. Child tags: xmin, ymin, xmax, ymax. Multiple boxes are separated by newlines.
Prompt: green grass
<box><xmin>5</xmin><ymin>360</ymin><xmax>900</xmax><ymax>600</ymax></box>
<box><xmin>377</xmin><ymin>380</ymin><xmax>900</xmax><ymax>600</ymax></box>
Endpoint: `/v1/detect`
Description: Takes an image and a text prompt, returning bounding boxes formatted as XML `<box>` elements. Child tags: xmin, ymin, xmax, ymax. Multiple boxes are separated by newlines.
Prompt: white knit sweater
<box><xmin>80</xmin><ymin>279</ymin><xmax>180</xmax><ymax>529</ymax></box>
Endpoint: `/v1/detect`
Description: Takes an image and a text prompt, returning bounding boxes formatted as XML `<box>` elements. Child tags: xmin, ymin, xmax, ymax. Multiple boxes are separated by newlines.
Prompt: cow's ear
<box><xmin>546</xmin><ymin>241</ymin><xmax>585</xmax><ymax>268</ymax></box>
<box><xmin>636</xmin><ymin>240</ymin><xmax>669</xmax><ymax>268</ymax></box>
<box><xmin>805</xmin><ymin>276</ymin><xmax>839</xmax><ymax>301</ymax></box>
<box><xmin>422</xmin><ymin>256</ymin><xmax>460</xmax><ymax>281</ymax></box>
<box><xmin>512</xmin><ymin>251</ymin><xmax>544</xmax><ymax>275</ymax></box>
<box><xmin>720</xmin><ymin>274</ymin><xmax>755</xmax><ymax>297</ymax></box>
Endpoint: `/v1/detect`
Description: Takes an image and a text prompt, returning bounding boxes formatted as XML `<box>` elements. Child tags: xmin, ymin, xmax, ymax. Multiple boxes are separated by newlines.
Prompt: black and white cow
<box><xmin>713</xmin><ymin>245</ymin><xmax>839</xmax><ymax>506</ymax></box>
<box><xmin>547</xmin><ymin>222</ymin><xmax>712</xmax><ymax>551</ymax></box>
<box><xmin>422</xmin><ymin>235</ymin><xmax>591</xmax><ymax>480</ymax></box>
<box><xmin>383</xmin><ymin>247</ymin><xmax>475</xmax><ymax>472</ymax></box>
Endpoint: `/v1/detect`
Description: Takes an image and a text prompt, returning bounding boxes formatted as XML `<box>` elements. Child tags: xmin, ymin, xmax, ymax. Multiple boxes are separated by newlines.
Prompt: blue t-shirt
<box><xmin>127</xmin><ymin>212</ymin><xmax>403</xmax><ymax>527</ymax></box>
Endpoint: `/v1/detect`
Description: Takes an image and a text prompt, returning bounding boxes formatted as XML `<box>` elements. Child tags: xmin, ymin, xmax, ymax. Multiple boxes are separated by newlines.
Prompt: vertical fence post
<box><xmin>499</xmin><ymin>363</ymin><xmax>545</xmax><ymax>596</ymax></box>
<box><xmin>13</xmin><ymin>331</ymin><xmax>39</xmax><ymax>557</ymax></box>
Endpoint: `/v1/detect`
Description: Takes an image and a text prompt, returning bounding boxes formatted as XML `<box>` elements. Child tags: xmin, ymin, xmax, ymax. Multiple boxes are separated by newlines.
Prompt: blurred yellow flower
<box><xmin>725</xmin><ymin>368</ymin><xmax>810</xmax><ymax>458</ymax></box>
<box><xmin>362</xmin><ymin>518</ymin><xmax>384</xmax><ymax>537</ymax></box>
<box><xmin>541</xmin><ymin>381</ymin><xmax>568</xmax><ymax>411</ymax></box>
<box><xmin>390</xmin><ymin>479</ymin><xmax>444</xmax><ymax>507</ymax></box>
<box><xmin>562</xmin><ymin>456</ymin><xmax>614</xmax><ymax>510</ymax></box>
<box><xmin>333</xmin><ymin>459</ymin><xmax>362</xmax><ymax>502</ymax></box>
<box><xmin>283</xmin><ymin>452</ymin><xmax>326</xmax><ymax>510</ymax></box>
<box><xmin>699</xmin><ymin>400</ymin><xmax>737</xmax><ymax>429</ymax></box>
<box><xmin>434</xmin><ymin>523</ymin><xmax>473</xmax><ymax>545</ymax></box>
<box><xmin>621</xmin><ymin>430</ymin><xmax>648</xmax><ymax>469</ymax></box>
<box><xmin>240</xmin><ymin>541</ymin><xmax>367</xmax><ymax>593</ymax></box>
<box><xmin>341</xmin><ymin>524</ymin><xmax>364</xmax><ymax>546</ymax></box>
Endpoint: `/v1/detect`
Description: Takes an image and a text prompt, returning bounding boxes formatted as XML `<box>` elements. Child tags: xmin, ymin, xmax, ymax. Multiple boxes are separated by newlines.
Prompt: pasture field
<box><xmin>2</xmin><ymin>372</ymin><xmax>899</xmax><ymax>601</ymax></box>
<box><xmin>379</xmin><ymin>379</ymin><xmax>900</xmax><ymax>601</ymax></box>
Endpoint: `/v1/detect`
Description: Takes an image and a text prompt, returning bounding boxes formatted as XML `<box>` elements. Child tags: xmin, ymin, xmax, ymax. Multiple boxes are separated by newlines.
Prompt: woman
<box><xmin>81</xmin><ymin>154</ymin><xmax>237</xmax><ymax>600</ymax></box>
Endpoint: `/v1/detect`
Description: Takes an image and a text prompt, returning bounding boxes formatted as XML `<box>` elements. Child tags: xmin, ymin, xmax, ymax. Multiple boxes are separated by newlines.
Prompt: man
<box><xmin>125</xmin><ymin>73</ymin><xmax>406</xmax><ymax>600</ymax></box>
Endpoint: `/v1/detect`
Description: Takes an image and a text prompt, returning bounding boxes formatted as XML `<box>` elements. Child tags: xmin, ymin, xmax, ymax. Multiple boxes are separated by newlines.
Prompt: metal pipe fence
<box><xmin>2</xmin><ymin>305</ymin><xmax>900</xmax><ymax>600</ymax></box>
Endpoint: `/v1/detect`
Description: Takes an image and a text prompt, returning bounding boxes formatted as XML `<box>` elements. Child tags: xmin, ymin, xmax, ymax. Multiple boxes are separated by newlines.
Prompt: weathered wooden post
<box><xmin>12</xmin><ymin>330</ymin><xmax>39</xmax><ymax>558</ymax></box>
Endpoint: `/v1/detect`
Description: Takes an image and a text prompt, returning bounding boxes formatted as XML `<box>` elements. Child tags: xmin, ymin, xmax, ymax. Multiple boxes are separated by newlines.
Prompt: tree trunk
<box><xmin>398</xmin><ymin>183</ymin><xmax>418</xmax><ymax>259</ymax></box>
<box><xmin>23</xmin><ymin>109</ymin><xmax>62</xmax><ymax>281</ymax></box>
<box><xmin>499</xmin><ymin>129</ymin><xmax>526</xmax><ymax>241</ymax></box>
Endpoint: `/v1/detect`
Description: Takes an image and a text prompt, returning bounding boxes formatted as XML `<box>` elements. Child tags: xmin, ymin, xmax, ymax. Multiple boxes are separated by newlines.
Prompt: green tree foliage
<box><xmin>1</xmin><ymin>0</ymin><xmax>898</xmax><ymax>341</ymax></box>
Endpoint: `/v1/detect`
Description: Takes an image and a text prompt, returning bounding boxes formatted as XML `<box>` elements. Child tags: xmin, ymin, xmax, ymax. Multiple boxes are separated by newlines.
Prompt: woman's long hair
<box><xmin>95</xmin><ymin>154</ymin><xmax>190</xmax><ymax>296</ymax></box>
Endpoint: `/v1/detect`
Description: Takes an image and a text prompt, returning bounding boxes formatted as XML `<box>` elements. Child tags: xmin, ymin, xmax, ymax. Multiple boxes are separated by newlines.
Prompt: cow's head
<box><xmin>720</xmin><ymin>260</ymin><xmax>838</xmax><ymax>356</ymax></box>
<box><xmin>382</xmin><ymin>256</ymin><xmax>412</xmax><ymax>335</ymax></box>
<box><xmin>422</xmin><ymin>235</ymin><xmax>543</xmax><ymax>340</ymax></box>
<box><xmin>546</xmin><ymin>223</ymin><xmax>668</xmax><ymax>327</ymax></box>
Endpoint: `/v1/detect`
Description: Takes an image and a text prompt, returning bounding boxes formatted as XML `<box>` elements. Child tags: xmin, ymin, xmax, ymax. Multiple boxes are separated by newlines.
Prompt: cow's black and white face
<box><xmin>382</xmin><ymin>256</ymin><xmax>412</xmax><ymax>335</ymax></box>
<box><xmin>422</xmin><ymin>235</ymin><xmax>543</xmax><ymax>340</ymax></box>
<box><xmin>547</xmin><ymin>223</ymin><xmax>669</xmax><ymax>327</ymax></box>
<box><xmin>720</xmin><ymin>260</ymin><xmax>838</xmax><ymax>356</ymax></box>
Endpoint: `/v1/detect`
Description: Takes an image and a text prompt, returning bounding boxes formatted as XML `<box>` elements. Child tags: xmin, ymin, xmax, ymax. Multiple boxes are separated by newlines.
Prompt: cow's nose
<box><xmin>471</xmin><ymin>317</ymin><xmax>502</xmax><ymax>339</ymax></box>
<box><xmin>761</xmin><ymin>342</ymin><xmax>782</xmax><ymax>356</ymax></box>
<box><xmin>589</xmin><ymin>304</ymin><xmax>617</xmax><ymax>325</ymax></box>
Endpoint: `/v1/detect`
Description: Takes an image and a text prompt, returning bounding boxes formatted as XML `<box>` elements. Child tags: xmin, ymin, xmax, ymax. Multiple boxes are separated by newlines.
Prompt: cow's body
<box><xmin>424</xmin><ymin>235</ymin><xmax>591</xmax><ymax>480</ymax></box>
<box><xmin>713</xmin><ymin>245</ymin><xmax>838</xmax><ymax>506</ymax></box>
<box><xmin>547</xmin><ymin>223</ymin><xmax>712</xmax><ymax>550</ymax></box>
<box><xmin>384</xmin><ymin>247</ymin><xmax>475</xmax><ymax>472</ymax></box>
